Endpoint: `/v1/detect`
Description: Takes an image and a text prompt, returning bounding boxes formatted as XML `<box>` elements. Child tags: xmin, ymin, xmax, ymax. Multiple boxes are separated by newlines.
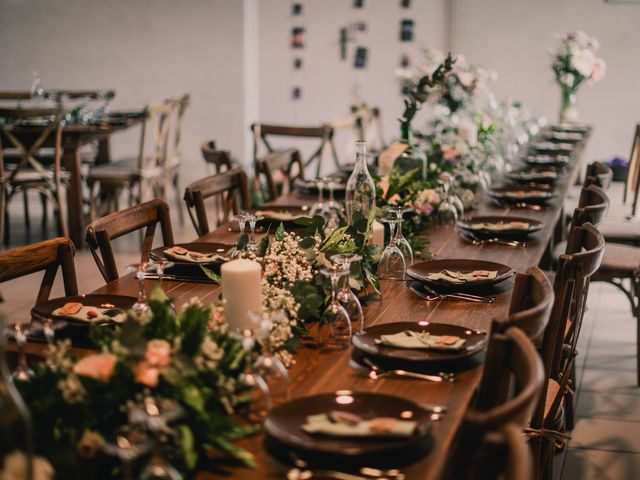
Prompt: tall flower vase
<box><xmin>395</xmin><ymin>122</ymin><xmax>428</xmax><ymax>180</ymax></box>
<box><xmin>559</xmin><ymin>89</ymin><xmax>578</xmax><ymax>123</ymax></box>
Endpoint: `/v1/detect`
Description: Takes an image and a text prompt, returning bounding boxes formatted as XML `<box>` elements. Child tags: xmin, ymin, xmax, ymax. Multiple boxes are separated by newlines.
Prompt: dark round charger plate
<box><xmin>150</xmin><ymin>242</ymin><xmax>233</xmax><ymax>266</ymax></box>
<box><xmin>550</xmin><ymin>123</ymin><xmax>589</xmax><ymax>133</ymax></box>
<box><xmin>293</xmin><ymin>178</ymin><xmax>347</xmax><ymax>196</ymax></box>
<box><xmin>249</xmin><ymin>206</ymin><xmax>311</xmax><ymax>228</ymax></box>
<box><xmin>265</xmin><ymin>391</ymin><xmax>433</xmax><ymax>460</ymax></box>
<box><xmin>457</xmin><ymin>215</ymin><xmax>543</xmax><ymax>240</ymax></box>
<box><xmin>504</xmin><ymin>168</ymin><xmax>559</xmax><ymax>185</ymax></box>
<box><xmin>529</xmin><ymin>141</ymin><xmax>574</xmax><ymax>155</ymax></box>
<box><xmin>545</xmin><ymin>131</ymin><xmax>583</xmax><ymax>143</ymax></box>
<box><xmin>525</xmin><ymin>154</ymin><xmax>570</xmax><ymax>168</ymax></box>
<box><xmin>32</xmin><ymin>294</ymin><xmax>136</xmax><ymax>327</ymax></box>
<box><xmin>488</xmin><ymin>184</ymin><xmax>555</xmax><ymax>205</ymax></box>
<box><xmin>407</xmin><ymin>259</ymin><xmax>515</xmax><ymax>289</ymax></box>
<box><xmin>352</xmin><ymin>321</ymin><xmax>487</xmax><ymax>365</ymax></box>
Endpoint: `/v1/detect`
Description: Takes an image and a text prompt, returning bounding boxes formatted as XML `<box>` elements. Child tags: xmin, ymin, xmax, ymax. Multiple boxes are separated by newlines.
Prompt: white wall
<box><xmin>0</xmin><ymin>0</ymin><xmax>246</xmax><ymax>185</ymax></box>
<box><xmin>453</xmin><ymin>0</ymin><xmax>640</xmax><ymax>162</ymax></box>
<box><xmin>256</xmin><ymin>0</ymin><xmax>449</xmax><ymax>171</ymax></box>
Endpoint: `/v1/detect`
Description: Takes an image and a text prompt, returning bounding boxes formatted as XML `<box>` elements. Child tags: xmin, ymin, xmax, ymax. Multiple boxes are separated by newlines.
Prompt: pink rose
<box><xmin>134</xmin><ymin>361</ymin><xmax>160</xmax><ymax>388</ymax></box>
<box><xmin>145</xmin><ymin>339</ymin><xmax>171</xmax><ymax>367</ymax></box>
<box><xmin>73</xmin><ymin>353</ymin><xmax>117</xmax><ymax>382</ymax></box>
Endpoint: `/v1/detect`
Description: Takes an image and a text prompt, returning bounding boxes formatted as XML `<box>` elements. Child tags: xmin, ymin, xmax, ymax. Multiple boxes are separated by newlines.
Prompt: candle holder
<box><xmin>331</xmin><ymin>254</ymin><xmax>364</xmax><ymax>335</ymax></box>
<box><xmin>318</xmin><ymin>267</ymin><xmax>351</xmax><ymax>351</ymax></box>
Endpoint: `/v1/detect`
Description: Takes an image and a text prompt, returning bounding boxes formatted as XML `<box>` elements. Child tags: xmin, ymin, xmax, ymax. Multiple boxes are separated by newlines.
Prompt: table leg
<box><xmin>63</xmin><ymin>144</ymin><xmax>84</xmax><ymax>248</ymax></box>
<box><xmin>96</xmin><ymin>138</ymin><xmax>111</xmax><ymax>165</ymax></box>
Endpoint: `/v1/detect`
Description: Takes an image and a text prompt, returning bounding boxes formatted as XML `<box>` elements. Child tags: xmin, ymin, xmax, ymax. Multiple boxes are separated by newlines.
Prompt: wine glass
<box><xmin>150</xmin><ymin>260</ymin><xmax>174</xmax><ymax>288</ymax></box>
<box><xmin>102</xmin><ymin>424</ymin><xmax>151</xmax><ymax>480</ymax></box>
<box><xmin>247</xmin><ymin>310</ymin><xmax>291</xmax><ymax>407</ymax></box>
<box><xmin>231</xmin><ymin>212</ymin><xmax>249</xmax><ymax>258</ymax></box>
<box><xmin>309</xmin><ymin>178</ymin><xmax>326</xmax><ymax>218</ymax></box>
<box><xmin>247</xmin><ymin>213</ymin><xmax>264</xmax><ymax>252</ymax></box>
<box><xmin>126</xmin><ymin>263</ymin><xmax>154</xmax><ymax>315</ymax></box>
<box><xmin>331</xmin><ymin>254</ymin><xmax>364</xmax><ymax>335</ymax></box>
<box><xmin>317</xmin><ymin>267</ymin><xmax>351</xmax><ymax>351</ymax></box>
<box><xmin>385</xmin><ymin>206</ymin><xmax>414</xmax><ymax>265</ymax></box>
<box><xmin>436</xmin><ymin>181</ymin><xmax>459</xmax><ymax>226</ymax></box>
<box><xmin>238</xmin><ymin>326</ymin><xmax>271</xmax><ymax>424</ymax></box>
<box><xmin>379</xmin><ymin>218</ymin><xmax>407</xmax><ymax>280</ymax></box>
<box><xmin>324</xmin><ymin>177</ymin><xmax>343</xmax><ymax>230</ymax></box>
<box><xmin>8</xmin><ymin>323</ymin><xmax>33</xmax><ymax>381</ymax></box>
<box><xmin>30</xmin><ymin>312</ymin><xmax>67</xmax><ymax>348</ymax></box>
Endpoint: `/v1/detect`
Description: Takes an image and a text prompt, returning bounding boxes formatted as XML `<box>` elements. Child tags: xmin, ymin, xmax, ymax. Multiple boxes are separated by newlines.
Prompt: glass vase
<box><xmin>559</xmin><ymin>88</ymin><xmax>578</xmax><ymax>123</ymax></box>
<box><xmin>345</xmin><ymin>141</ymin><xmax>376</xmax><ymax>224</ymax></box>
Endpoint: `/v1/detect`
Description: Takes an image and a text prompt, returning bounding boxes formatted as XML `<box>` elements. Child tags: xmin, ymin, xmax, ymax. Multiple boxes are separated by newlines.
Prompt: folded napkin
<box><xmin>502</xmin><ymin>190</ymin><xmax>551</xmax><ymax>199</ymax></box>
<box><xmin>254</xmin><ymin>210</ymin><xmax>304</xmax><ymax>221</ymax></box>
<box><xmin>513</xmin><ymin>171</ymin><xmax>557</xmax><ymax>180</ymax></box>
<box><xmin>375</xmin><ymin>329</ymin><xmax>467</xmax><ymax>351</ymax></box>
<box><xmin>163</xmin><ymin>246</ymin><xmax>228</xmax><ymax>264</ymax></box>
<box><xmin>423</xmin><ymin>269</ymin><xmax>497</xmax><ymax>284</ymax></box>
<box><xmin>302</xmin><ymin>413</ymin><xmax>416</xmax><ymax>438</ymax></box>
<box><xmin>470</xmin><ymin>221</ymin><xmax>530</xmax><ymax>231</ymax></box>
<box><xmin>53</xmin><ymin>303</ymin><xmax>126</xmax><ymax>324</ymax></box>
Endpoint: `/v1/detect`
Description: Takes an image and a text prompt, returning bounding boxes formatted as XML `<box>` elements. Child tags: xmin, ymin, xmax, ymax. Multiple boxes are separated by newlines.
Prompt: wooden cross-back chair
<box><xmin>251</xmin><ymin>122</ymin><xmax>339</xmax><ymax>178</ymax></box>
<box><xmin>201</xmin><ymin>140</ymin><xmax>233</xmax><ymax>174</ymax></box>
<box><xmin>0</xmin><ymin>107</ymin><xmax>68</xmax><ymax>244</ymax></box>
<box><xmin>87</xmin><ymin>102</ymin><xmax>173</xmax><ymax>218</ymax></box>
<box><xmin>0</xmin><ymin>237</ymin><xmax>77</xmax><ymax>305</ymax></box>
<box><xmin>446</xmin><ymin>326</ymin><xmax>542</xmax><ymax>480</ymax></box>
<box><xmin>164</xmin><ymin>93</ymin><xmax>191</xmax><ymax>224</ymax></box>
<box><xmin>255</xmin><ymin>149</ymin><xmax>305</xmax><ymax>202</ymax></box>
<box><xmin>531</xmin><ymin>223</ymin><xmax>605</xmax><ymax>480</ymax></box>
<box><xmin>85</xmin><ymin>199</ymin><xmax>174</xmax><ymax>282</ymax></box>
<box><xmin>184</xmin><ymin>168</ymin><xmax>250</xmax><ymax>236</ymax></box>
<box><xmin>624</xmin><ymin>123</ymin><xmax>640</xmax><ymax>217</ymax></box>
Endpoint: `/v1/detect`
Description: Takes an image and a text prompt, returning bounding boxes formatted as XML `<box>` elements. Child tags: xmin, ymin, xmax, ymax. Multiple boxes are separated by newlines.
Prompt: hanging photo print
<box><xmin>400</xmin><ymin>19</ymin><xmax>414</xmax><ymax>42</ymax></box>
<box><xmin>354</xmin><ymin>46</ymin><xmax>368</xmax><ymax>69</ymax></box>
<box><xmin>292</xmin><ymin>86</ymin><xmax>302</xmax><ymax>99</ymax></box>
<box><xmin>292</xmin><ymin>3</ymin><xmax>303</xmax><ymax>15</ymax></box>
<box><xmin>293</xmin><ymin>57</ymin><xmax>303</xmax><ymax>69</ymax></box>
<box><xmin>291</xmin><ymin>27</ymin><xmax>305</xmax><ymax>48</ymax></box>
<box><xmin>353</xmin><ymin>0</ymin><xmax>364</xmax><ymax>8</ymax></box>
<box><xmin>400</xmin><ymin>0</ymin><xmax>411</xmax><ymax>8</ymax></box>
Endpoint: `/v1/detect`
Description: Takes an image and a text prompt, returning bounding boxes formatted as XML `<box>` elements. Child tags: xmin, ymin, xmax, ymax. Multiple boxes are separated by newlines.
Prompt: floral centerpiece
<box><xmin>551</xmin><ymin>31</ymin><xmax>606</xmax><ymax>122</ymax></box>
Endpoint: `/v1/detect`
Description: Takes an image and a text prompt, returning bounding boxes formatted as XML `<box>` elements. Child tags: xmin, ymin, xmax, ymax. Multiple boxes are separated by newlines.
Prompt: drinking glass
<box><xmin>151</xmin><ymin>260</ymin><xmax>174</xmax><ymax>287</ymax></box>
<box><xmin>331</xmin><ymin>254</ymin><xmax>364</xmax><ymax>335</ymax></box>
<box><xmin>324</xmin><ymin>177</ymin><xmax>343</xmax><ymax>229</ymax></box>
<box><xmin>379</xmin><ymin>218</ymin><xmax>407</xmax><ymax>280</ymax></box>
<box><xmin>247</xmin><ymin>310</ymin><xmax>291</xmax><ymax>407</ymax></box>
<box><xmin>385</xmin><ymin>206</ymin><xmax>414</xmax><ymax>265</ymax></box>
<box><xmin>238</xmin><ymin>327</ymin><xmax>271</xmax><ymax>424</ymax></box>
<box><xmin>30</xmin><ymin>312</ymin><xmax>67</xmax><ymax>348</ymax></box>
<box><xmin>247</xmin><ymin>213</ymin><xmax>264</xmax><ymax>252</ymax></box>
<box><xmin>309</xmin><ymin>178</ymin><xmax>326</xmax><ymax>218</ymax></box>
<box><xmin>102</xmin><ymin>425</ymin><xmax>151</xmax><ymax>480</ymax></box>
<box><xmin>9</xmin><ymin>323</ymin><xmax>33</xmax><ymax>381</ymax></box>
<box><xmin>126</xmin><ymin>263</ymin><xmax>154</xmax><ymax>315</ymax></box>
<box><xmin>231</xmin><ymin>212</ymin><xmax>249</xmax><ymax>258</ymax></box>
<box><xmin>436</xmin><ymin>181</ymin><xmax>459</xmax><ymax>226</ymax></box>
<box><xmin>317</xmin><ymin>267</ymin><xmax>352</xmax><ymax>351</ymax></box>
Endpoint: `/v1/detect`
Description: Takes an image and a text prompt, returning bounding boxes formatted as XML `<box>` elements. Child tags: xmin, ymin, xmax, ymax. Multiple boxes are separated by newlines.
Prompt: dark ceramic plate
<box><xmin>457</xmin><ymin>215</ymin><xmax>543</xmax><ymax>240</ymax></box>
<box><xmin>525</xmin><ymin>154</ymin><xmax>570</xmax><ymax>168</ymax></box>
<box><xmin>545</xmin><ymin>131</ymin><xmax>583</xmax><ymax>143</ymax></box>
<box><xmin>504</xmin><ymin>168</ymin><xmax>559</xmax><ymax>185</ymax></box>
<box><xmin>249</xmin><ymin>206</ymin><xmax>311</xmax><ymax>227</ymax></box>
<box><xmin>265</xmin><ymin>391</ymin><xmax>433</xmax><ymax>458</ymax></box>
<box><xmin>352</xmin><ymin>321</ymin><xmax>487</xmax><ymax>364</ymax></box>
<box><xmin>293</xmin><ymin>178</ymin><xmax>347</xmax><ymax>195</ymax></box>
<box><xmin>529</xmin><ymin>141</ymin><xmax>574</xmax><ymax>155</ymax></box>
<box><xmin>32</xmin><ymin>294</ymin><xmax>136</xmax><ymax>326</ymax></box>
<box><xmin>488</xmin><ymin>185</ymin><xmax>555</xmax><ymax>205</ymax></box>
<box><xmin>550</xmin><ymin>123</ymin><xmax>590</xmax><ymax>133</ymax></box>
<box><xmin>150</xmin><ymin>242</ymin><xmax>233</xmax><ymax>266</ymax></box>
<box><xmin>407</xmin><ymin>259</ymin><xmax>515</xmax><ymax>288</ymax></box>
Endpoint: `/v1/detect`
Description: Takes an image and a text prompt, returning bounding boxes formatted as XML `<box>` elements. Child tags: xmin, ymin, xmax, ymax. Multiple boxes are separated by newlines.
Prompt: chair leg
<box><xmin>564</xmin><ymin>364</ymin><xmax>576</xmax><ymax>431</ymax></box>
<box><xmin>633</xmin><ymin>271</ymin><xmax>640</xmax><ymax>386</ymax></box>
<box><xmin>173</xmin><ymin>171</ymin><xmax>184</xmax><ymax>224</ymax></box>
<box><xmin>22</xmin><ymin>189</ymin><xmax>31</xmax><ymax>231</ymax></box>
<box><xmin>40</xmin><ymin>192</ymin><xmax>48</xmax><ymax>230</ymax></box>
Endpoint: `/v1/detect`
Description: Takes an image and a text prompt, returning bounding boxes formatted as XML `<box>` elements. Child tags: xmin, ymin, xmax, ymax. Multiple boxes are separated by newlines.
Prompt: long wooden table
<box><xmin>91</xmin><ymin>131</ymin><xmax>590</xmax><ymax>479</ymax></box>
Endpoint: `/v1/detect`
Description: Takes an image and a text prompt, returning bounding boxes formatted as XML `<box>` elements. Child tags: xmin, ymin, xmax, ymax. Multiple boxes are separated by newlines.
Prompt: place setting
<box><xmin>504</xmin><ymin>167</ymin><xmax>560</xmax><ymax>185</ymax></box>
<box><xmin>150</xmin><ymin>242</ymin><xmax>234</xmax><ymax>281</ymax></box>
<box><xmin>487</xmin><ymin>184</ymin><xmax>556</xmax><ymax>210</ymax></box>
<box><xmin>457</xmin><ymin>214</ymin><xmax>543</xmax><ymax>246</ymax></box>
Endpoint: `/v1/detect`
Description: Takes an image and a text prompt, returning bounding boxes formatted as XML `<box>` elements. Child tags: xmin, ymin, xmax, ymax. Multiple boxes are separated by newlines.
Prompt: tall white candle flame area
<box><xmin>221</xmin><ymin>259</ymin><xmax>263</xmax><ymax>331</ymax></box>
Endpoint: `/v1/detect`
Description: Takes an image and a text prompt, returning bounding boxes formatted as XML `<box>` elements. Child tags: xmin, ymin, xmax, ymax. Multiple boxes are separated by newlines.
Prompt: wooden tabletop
<box><xmin>91</xmin><ymin>132</ymin><xmax>590</xmax><ymax>479</ymax></box>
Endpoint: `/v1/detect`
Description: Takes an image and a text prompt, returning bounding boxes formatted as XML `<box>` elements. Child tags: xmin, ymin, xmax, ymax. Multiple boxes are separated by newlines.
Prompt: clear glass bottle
<box><xmin>345</xmin><ymin>141</ymin><xmax>376</xmax><ymax>224</ymax></box>
<box><xmin>0</xmin><ymin>316</ymin><xmax>34</xmax><ymax>480</ymax></box>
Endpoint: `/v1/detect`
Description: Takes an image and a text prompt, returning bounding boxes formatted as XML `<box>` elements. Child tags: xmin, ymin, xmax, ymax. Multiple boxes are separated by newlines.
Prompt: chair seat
<box><xmin>598</xmin><ymin>243</ymin><xmax>640</xmax><ymax>275</ymax></box>
<box><xmin>599</xmin><ymin>218</ymin><xmax>640</xmax><ymax>245</ymax></box>
<box><xmin>88</xmin><ymin>158</ymin><xmax>162</xmax><ymax>184</ymax></box>
<box><xmin>2</xmin><ymin>169</ymin><xmax>70</xmax><ymax>186</ymax></box>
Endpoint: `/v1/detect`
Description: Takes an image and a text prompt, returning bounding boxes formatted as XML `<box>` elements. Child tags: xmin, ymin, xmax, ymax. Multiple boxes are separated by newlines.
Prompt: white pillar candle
<box><xmin>371</xmin><ymin>220</ymin><xmax>385</xmax><ymax>250</ymax></box>
<box><xmin>221</xmin><ymin>259</ymin><xmax>263</xmax><ymax>331</ymax></box>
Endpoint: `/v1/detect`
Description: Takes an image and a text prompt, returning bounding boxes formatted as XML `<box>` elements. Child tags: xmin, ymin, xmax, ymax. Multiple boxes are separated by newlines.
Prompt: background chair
<box><xmin>0</xmin><ymin>237</ymin><xmax>77</xmax><ymax>305</ymax></box>
<box><xmin>254</xmin><ymin>149</ymin><xmax>304</xmax><ymax>203</ymax></box>
<box><xmin>0</xmin><ymin>107</ymin><xmax>68</xmax><ymax>245</ymax></box>
<box><xmin>164</xmin><ymin>93</ymin><xmax>190</xmax><ymax>224</ymax></box>
<box><xmin>184</xmin><ymin>168</ymin><xmax>250</xmax><ymax>236</ymax></box>
<box><xmin>201</xmin><ymin>139</ymin><xmax>233</xmax><ymax>174</ymax></box>
<box><xmin>251</xmin><ymin>122</ymin><xmax>338</xmax><ymax>178</ymax></box>
<box><xmin>85</xmin><ymin>198</ymin><xmax>174</xmax><ymax>282</ymax></box>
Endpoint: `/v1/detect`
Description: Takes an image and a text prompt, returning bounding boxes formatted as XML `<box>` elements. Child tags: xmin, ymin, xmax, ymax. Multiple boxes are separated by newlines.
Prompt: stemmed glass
<box><xmin>379</xmin><ymin>218</ymin><xmax>407</xmax><ymax>280</ymax></box>
<box><xmin>102</xmin><ymin>424</ymin><xmax>151</xmax><ymax>480</ymax></box>
<box><xmin>126</xmin><ymin>262</ymin><xmax>155</xmax><ymax>315</ymax></box>
<box><xmin>231</xmin><ymin>212</ymin><xmax>263</xmax><ymax>253</ymax></box>
<box><xmin>247</xmin><ymin>310</ymin><xmax>291</xmax><ymax>407</ymax></box>
<box><xmin>238</xmin><ymin>326</ymin><xmax>271</xmax><ymax>424</ymax></box>
<box><xmin>385</xmin><ymin>206</ymin><xmax>414</xmax><ymax>265</ymax></box>
<box><xmin>331</xmin><ymin>254</ymin><xmax>364</xmax><ymax>335</ymax></box>
<box><xmin>324</xmin><ymin>177</ymin><xmax>343</xmax><ymax>229</ymax></box>
<box><xmin>150</xmin><ymin>260</ymin><xmax>174</xmax><ymax>288</ymax></box>
<box><xmin>317</xmin><ymin>267</ymin><xmax>351</xmax><ymax>351</ymax></box>
<box><xmin>8</xmin><ymin>323</ymin><xmax>33</xmax><ymax>381</ymax></box>
<box><xmin>437</xmin><ymin>180</ymin><xmax>460</xmax><ymax>226</ymax></box>
<box><xmin>309</xmin><ymin>178</ymin><xmax>326</xmax><ymax>218</ymax></box>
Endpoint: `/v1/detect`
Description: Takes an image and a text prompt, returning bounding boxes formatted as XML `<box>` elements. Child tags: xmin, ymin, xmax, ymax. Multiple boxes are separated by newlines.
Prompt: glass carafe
<box><xmin>345</xmin><ymin>141</ymin><xmax>376</xmax><ymax>224</ymax></box>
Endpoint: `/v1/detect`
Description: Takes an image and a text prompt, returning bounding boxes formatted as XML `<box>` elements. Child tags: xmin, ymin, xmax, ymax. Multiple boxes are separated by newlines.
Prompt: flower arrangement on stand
<box><xmin>551</xmin><ymin>31</ymin><xmax>606</xmax><ymax>123</ymax></box>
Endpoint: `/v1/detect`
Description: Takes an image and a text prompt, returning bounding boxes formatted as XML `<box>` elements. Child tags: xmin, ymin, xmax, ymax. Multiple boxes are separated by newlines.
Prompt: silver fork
<box><xmin>363</xmin><ymin>357</ymin><xmax>455</xmax><ymax>383</ymax></box>
<box><xmin>409</xmin><ymin>283</ymin><xmax>496</xmax><ymax>304</ymax></box>
<box><xmin>461</xmin><ymin>231</ymin><xmax>526</xmax><ymax>248</ymax></box>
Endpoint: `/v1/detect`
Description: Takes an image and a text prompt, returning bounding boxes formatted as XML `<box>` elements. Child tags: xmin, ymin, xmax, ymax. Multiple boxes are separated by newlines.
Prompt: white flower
<box><xmin>458</xmin><ymin>71</ymin><xmax>474</xmax><ymax>88</ymax></box>
<box><xmin>571</xmin><ymin>48</ymin><xmax>596</xmax><ymax>78</ymax></box>
<box><xmin>590</xmin><ymin>57</ymin><xmax>606</xmax><ymax>83</ymax></box>
<box><xmin>58</xmin><ymin>375</ymin><xmax>86</xmax><ymax>404</ymax></box>
<box><xmin>1</xmin><ymin>452</ymin><xmax>54</xmax><ymax>480</ymax></box>
<box><xmin>561</xmin><ymin>73</ymin><xmax>575</xmax><ymax>87</ymax></box>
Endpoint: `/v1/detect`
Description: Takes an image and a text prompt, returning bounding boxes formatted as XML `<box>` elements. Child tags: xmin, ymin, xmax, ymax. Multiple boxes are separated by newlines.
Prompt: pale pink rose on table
<box><xmin>145</xmin><ymin>339</ymin><xmax>171</xmax><ymax>367</ymax></box>
<box><xmin>134</xmin><ymin>361</ymin><xmax>160</xmax><ymax>388</ymax></box>
<box><xmin>73</xmin><ymin>353</ymin><xmax>117</xmax><ymax>381</ymax></box>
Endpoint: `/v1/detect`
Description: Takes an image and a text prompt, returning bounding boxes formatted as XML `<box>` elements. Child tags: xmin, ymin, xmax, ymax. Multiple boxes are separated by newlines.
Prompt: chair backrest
<box><xmin>251</xmin><ymin>122</ymin><xmax>338</xmax><ymax>178</ymax></box>
<box><xmin>201</xmin><ymin>139</ymin><xmax>233</xmax><ymax>173</ymax></box>
<box><xmin>167</xmin><ymin>93</ymin><xmax>190</xmax><ymax>165</ymax></box>
<box><xmin>184</xmin><ymin>168</ymin><xmax>250</xmax><ymax>236</ymax></box>
<box><xmin>584</xmin><ymin>161</ymin><xmax>613</xmax><ymax>190</ymax></box>
<box><xmin>135</xmin><ymin>102</ymin><xmax>173</xmax><ymax>172</ymax></box>
<box><xmin>254</xmin><ymin>149</ymin><xmax>305</xmax><ymax>202</ymax></box>
<box><xmin>0</xmin><ymin>107</ymin><xmax>64</xmax><ymax>183</ymax></box>
<box><xmin>533</xmin><ymin>223</ymin><xmax>604</xmax><ymax>429</ymax></box>
<box><xmin>504</xmin><ymin>266</ymin><xmax>554</xmax><ymax>341</ymax></box>
<box><xmin>0</xmin><ymin>237</ymin><xmax>78</xmax><ymax>305</ymax></box>
<box><xmin>448</xmin><ymin>326</ymin><xmax>542</xmax><ymax>480</ymax></box>
<box><xmin>574</xmin><ymin>184</ymin><xmax>610</xmax><ymax>228</ymax></box>
<box><xmin>624</xmin><ymin>124</ymin><xmax>640</xmax><ymax>215</ymax></box>
<box><xmin>85</xmin><ymin>199</ymin><xmax>174</xmax><ymax>282</ymax></box>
